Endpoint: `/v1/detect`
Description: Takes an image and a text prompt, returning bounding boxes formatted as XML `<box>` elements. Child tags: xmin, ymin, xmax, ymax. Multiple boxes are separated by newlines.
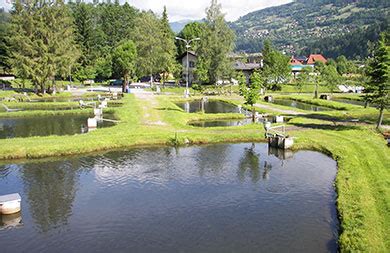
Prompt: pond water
<box><xmin>190</xmin><ymin>118</ymin><xmax>253</xmax><ymax>127</ymax></box>
<box><xmin>0</xmin><ymin>115</ymin><xmax>115</xmax><ymax>139</ymax></box>
<box><xmin>0</xmin><ymin>143</ymin><xmax>339</xmax><ymax>252</ymax></box>
<box><xmin>175</xmin><ymin>100</ymin><xmax>240</xmax><ymax>113</ymax></box>
<box><xmin>272</xmin><ymin>99</ymin><xmax>333</xmax><ymax>111</ymax></box>
<box><xmin>331</xmin><ymin>98</ymin><xmax>366</xmax><ymax>107</ymax></box>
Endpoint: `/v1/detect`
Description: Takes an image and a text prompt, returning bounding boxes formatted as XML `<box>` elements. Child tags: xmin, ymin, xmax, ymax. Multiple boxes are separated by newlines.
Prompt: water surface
<box><xmin>0</xmin><ymin>143</ymin><xmax>338</xmax><ymax>252</ymax></box>
<box><xmin>0</xmin><ymin>115</ymin><xmax>114</xmax><ymax>139</ymax></box>
<box><xmin>272</xmin><ymin>99</ymin><xmax>333</xmax><ymax>111</ymax></box>
<box><xmin>175</xmin><ymin>100</ymin><xmax>240</xmax><ymax>113</ymax></box>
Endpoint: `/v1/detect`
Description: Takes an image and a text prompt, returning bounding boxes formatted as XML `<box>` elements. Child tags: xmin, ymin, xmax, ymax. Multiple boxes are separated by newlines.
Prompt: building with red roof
<box><xmin>306</xmin><ymin>54</ymin><xmax>327</xmax><ymax>65</ymax></box>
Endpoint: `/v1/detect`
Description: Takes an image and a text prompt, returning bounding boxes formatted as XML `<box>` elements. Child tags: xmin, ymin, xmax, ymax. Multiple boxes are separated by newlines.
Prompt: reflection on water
<box><xmin>20</xmin><ymin>161</ymin><xmax>81</xmax><ymax>232</ymax></box>
<box><xmin>0</xmin><ymin>115</ymin><xmax>115</xmax><ymax>139</ymax></box>
<box><xmin>0</xmin><ymin>213</ymin><xmax>23</xmax><ymax>230</ymax></box>
<box><xmin>273</xmin><ymin>99</ymin><xmax>333</xmax><ymax>111</ymax></box>
<box><xmin>175</xmin><ymin>100</ymin><xmax>240</xmax><ymax>113</ymax></box>
<box><xmin>0</xmin><ymin>143</ymin><xmax>338</xmax><ymax>253</ymax></box>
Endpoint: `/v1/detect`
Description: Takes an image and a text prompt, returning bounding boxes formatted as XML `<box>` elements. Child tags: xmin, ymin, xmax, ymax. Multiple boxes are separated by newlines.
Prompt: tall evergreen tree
<box><xmin>159</xmin><ymin>6</ymin><xmax>177</xmax><ymax>84</ymax></box>
<box><xmin>9</xmin><ymin>0</ymin><xmax>79</xmax><ymax>93</ymax></box>
<box><xmin>0</xmin><ymin>9</ymin><xmax>11</xmax><ymax>75</ymax></box>
<box><xmin>196</xmin><ymin>0</ymin><xmax>235</xmax><ymax>85</ymax></box>
<box><xmin>365</xmin><ymin>32</ymin><xmax>390</xmax><ymax>128</ymax></box>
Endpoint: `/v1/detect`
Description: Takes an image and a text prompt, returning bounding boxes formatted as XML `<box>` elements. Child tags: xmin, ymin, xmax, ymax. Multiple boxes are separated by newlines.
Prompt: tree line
<box><xmin>1</xmin><ymin>0</ymin><xmax>238</xmax><ymax>93</ymax></box>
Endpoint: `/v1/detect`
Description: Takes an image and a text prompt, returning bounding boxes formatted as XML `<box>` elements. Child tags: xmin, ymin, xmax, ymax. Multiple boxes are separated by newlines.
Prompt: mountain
<box><xmin>231</xmin><ymin>0</ymin><xmax>390</xmax><ymax>59</ymax></box>
<box><xmin>170</xmin><ymin>19</ymin><xmax>195</xmax><ymax>33</ymax></box>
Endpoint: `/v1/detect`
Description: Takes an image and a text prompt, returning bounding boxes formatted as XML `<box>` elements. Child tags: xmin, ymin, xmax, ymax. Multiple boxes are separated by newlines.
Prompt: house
<box><xmin>289</xmin><ymin>54</ymin><xmax>327</xmax><ymax>78</ymax></box>
<box><xmin>306</xmin><ymin>54</ymin><xmax>327</xmax><ymax>65</ymax></box>
<box><xmin>178</xmin><ymin>51</ymin><xmax>263</xmax><ymax>85</ymax></box>
<box><xmin>178</xmin><ymin>51</ymin><xmax>197</xmax><ymax>85</ymax></box>
<box><xmin>233</xmin><ymin>61</ymin><xmax>261</xmax><ymax>84</ymax></box>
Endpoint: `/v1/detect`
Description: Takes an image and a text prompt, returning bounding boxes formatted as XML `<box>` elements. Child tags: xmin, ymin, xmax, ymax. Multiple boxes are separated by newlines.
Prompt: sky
<box><xmin>0</xmin><ymin>0</ymin><xmax>292</xmax><ymax>22</ymax></box>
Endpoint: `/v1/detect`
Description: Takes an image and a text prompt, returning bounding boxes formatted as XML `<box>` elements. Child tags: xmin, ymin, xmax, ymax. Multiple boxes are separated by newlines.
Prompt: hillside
<box><xmin>231</xmin><ymin>0</ymin><xmax>390</xmax><ymax>59</ymax></box>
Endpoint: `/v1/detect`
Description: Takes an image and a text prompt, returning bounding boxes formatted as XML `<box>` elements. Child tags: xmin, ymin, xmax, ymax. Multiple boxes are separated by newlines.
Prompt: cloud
<box><xmin>0</xmin><ymin>0</ymin><xmax>293</xmax><ymax>22</ymax></box>
<box><xmin>130</xmin><ymin>0</ymin><xmax>292</xmax><ymax>21</ymax></box>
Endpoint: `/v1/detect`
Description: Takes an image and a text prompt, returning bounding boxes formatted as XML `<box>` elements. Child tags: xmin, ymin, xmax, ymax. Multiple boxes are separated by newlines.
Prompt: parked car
<box><xmin>109</xmin><ymin>79</ymin><xmax>123</xmax><ymax>86</ymax></box>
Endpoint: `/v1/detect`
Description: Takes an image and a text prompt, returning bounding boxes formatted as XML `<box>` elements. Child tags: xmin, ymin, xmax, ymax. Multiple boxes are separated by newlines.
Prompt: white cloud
<box><xmin>129</xmin><ymin>0</ymin><xmax>292</xmax><ymax>21</ymax></box>
<box><xmin>1</xmin><ymin>0</ymin><xmax>292</xmax><ymax>22</ymax></box>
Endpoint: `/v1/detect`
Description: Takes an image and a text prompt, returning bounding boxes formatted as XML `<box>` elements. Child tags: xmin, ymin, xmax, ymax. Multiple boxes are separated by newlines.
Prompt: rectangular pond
<box><xmin>0</xmin><ymin>115</ymin><xmax>115</xmax><ymax>139</ymax></box>
<box><xmin>272</xmin><ymin>99</ymin><xmax>333</xmax><ymax>111</ymax></box>
<box><xmin>0</xmin><ymin>143</ymin><xmax>338</xmax><ymax>252</ymax></box>
<box><xmin>175</xmin><ymin>100</ymin><xmax>240</xmax><ymax>113</ymax></box>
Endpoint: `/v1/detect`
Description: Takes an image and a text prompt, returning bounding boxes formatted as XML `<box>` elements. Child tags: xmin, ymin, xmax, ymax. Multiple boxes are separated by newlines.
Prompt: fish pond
<box><xmin>175</xmin><ymin>100</ymin><xmax>240</xmax><ymax>113</ymax></box>
<box><xmin>272</xmin><ymin>99</ymin><xmax>333</xmax><ymax>111</ymax></box>
<box><xmin>0</xmin><ymin>114</ymin><xmax>115</xmax><ymax>139</ymax></box>
<box><xmin>0</xmin><ymin>143</ymin><xmax>338</xmax><ymax>252</ymax></box>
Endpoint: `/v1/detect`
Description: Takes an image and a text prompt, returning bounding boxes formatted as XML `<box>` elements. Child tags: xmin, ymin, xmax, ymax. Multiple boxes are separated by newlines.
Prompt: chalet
<box><xmin>290</xmin><ymin>54</ymin><xmax>327</xmax><ymax>77</ymax></box>
<box><xmin>178</xmin><ymin>51</ymin><xmax>197</xmax><ymax>85</ymax></box>
<box><xmin>306</xmin><ymin>54</ymin><xmax>327</xmax><ymax>65</ymax></box>
<box><xmin>233</xmin><ymin>61</ymin><xmax>261</xmax><ymax>84</ymax></box>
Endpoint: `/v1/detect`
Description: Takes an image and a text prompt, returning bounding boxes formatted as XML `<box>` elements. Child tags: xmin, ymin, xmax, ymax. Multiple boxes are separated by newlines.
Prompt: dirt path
<box><xmin>134</xmin><ymin>92</ymin><xmax>168</xmax><ymax>126</ymax></box>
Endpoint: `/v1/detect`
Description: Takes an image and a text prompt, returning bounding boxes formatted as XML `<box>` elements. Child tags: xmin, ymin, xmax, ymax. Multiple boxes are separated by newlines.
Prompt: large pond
<box><xmin>175</xmin><ymin>100</ymin><xmax>240</xmax><ymax>113</ymax></box>
<box><xmin>272</xmin><ymin>99</ymin><xmax>333</xmax><ymax>111</ymax></box>
<box><xmin>0</xmin><ymin>143</ymin><xmax>339</xmax><ymax>252</ymax></box>
<box><xmin>0</xmin><ymin>115</ymin><xmax>115</xmax><ymax>139</ymax></box>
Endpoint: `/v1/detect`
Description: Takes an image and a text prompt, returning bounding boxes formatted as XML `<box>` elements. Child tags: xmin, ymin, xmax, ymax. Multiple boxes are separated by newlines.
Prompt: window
<box><xmin>189</xmin><ymin>61</ymin><xmax>195</xmax><ymax>68</ymax></box>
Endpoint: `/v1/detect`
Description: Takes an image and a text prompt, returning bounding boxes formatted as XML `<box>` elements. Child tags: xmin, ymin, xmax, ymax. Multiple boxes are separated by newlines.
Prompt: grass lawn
<box><xmin>0</xmin><ymin>92</ymin><xmax>388</xmax><ymax>252</ymax></box>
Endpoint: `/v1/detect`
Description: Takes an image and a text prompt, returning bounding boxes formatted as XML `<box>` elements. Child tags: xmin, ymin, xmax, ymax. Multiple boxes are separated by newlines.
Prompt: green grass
<box><xmin>0</xmin><ymin>93</ymin><xmax>388</xmax><ymax>251</ymax></box>
<box><xmin>288</xmin><ymin>118</ymin><xmax>390</xmax><ymax>252</ymax></box>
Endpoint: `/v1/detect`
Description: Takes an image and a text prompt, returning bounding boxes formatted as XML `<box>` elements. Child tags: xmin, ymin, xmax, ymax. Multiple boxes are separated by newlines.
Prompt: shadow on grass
<box><xmin>290</xmin><ymin>122</ymin><xmax>361</xmax><ymax>131</ymax></box>
<box><xmin>155</xmin><ymin>107</ymin><xmax>183</xmax><ymax>112</ymax></box>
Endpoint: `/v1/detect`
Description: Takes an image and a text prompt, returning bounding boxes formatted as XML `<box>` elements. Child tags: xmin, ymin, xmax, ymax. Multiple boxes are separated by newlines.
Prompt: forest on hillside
<box><xmin>231</xmin><ymin>0</ymin><xmax>390</xmax><ymax>58</ymax></box>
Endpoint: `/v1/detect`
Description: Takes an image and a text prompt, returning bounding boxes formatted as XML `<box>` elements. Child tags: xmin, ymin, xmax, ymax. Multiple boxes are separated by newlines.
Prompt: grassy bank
<box><xmin>0</xmin><ymin>93</ymin><xmax>388</xmax><ymax>252</ymax></box>
<box><xmin>289</xmin><ymin>118</ymin><xmax>389</xmax><ymax>252</ymax></box>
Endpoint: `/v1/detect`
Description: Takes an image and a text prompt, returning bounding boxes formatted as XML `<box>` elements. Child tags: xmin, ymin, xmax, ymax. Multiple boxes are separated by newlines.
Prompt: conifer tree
<box><xmin>196</xmin><ymin>0</ymin><xmax>235</xmax><ymax>85</ymax></box>
<box><xmin>365</xmin><ymin>32</ymin><xmax>390</xmax><ymax>129</ymax></box>
<box><xmin>9</xmin><ymin>0</ymin><xmax>79</xmax><ymax>93</ymax></box>
<box><xmin>159</xmin><ymin>6</ymin><xmax>177</xmax><ymax>84</ymax></box>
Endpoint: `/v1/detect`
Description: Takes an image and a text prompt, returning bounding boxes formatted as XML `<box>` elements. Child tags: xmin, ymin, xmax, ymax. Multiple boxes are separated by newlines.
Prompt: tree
<box><xmin>0</xmin><ymin>10</ymin><xmax>11</xmax><ymax>74</ymax></box>
<box><xmin>261</xmin><ymin>40</ymin><xmax>291</xmax><ymax>92</ymax></box>
<box><xmin>365</xmin><ymin>32</ymin><xmax>390</xmax><ymax>129</ymax></box>
<box><xmin>237</xmin><ymin>71</ymin><xmax>247</xmax><ymax>96</ymax></box>
<box><xmin>9</xmin><ymin>0</ymin><xmax>80</xmax><ymax>94</ymax></box>
<box><xmin>296</xmin><ymin>67</ymin><xmax>313</xmax><ymax>94</ymax></box>
<box><xmin>94</xmin><ymin>55</ymin><xmax>112</xmax><ymax>81</ymax></box>
<box><xmin>196</xmin><ymin>0</ymin><xmax>235</xmax><ymax>85</ymax></box>
<box><xmin>132</xmin><ymin>11</ymin><xmax>164</xmax><ymax>84</ymax></box>
<box><xmin>242</xmin><ymin>71</ymin><xmax>262</xmax><ymax>122</ymax></box>
<box><xmin>159</xmin><ymin>6</ymin><xmax>177</xmax><ymax>84</ymax></box>
<box><xmin>176</xmin><ymin>22</ymin><xmax>205</xmax><ymax>56</ymax></box>
<box><xmin>313</xmin><ymin>61</ymin><xmax>326</xmax><ymax>98</ymax></box>
<box><xmin>336</xmin><ymin>55</ymin><xmax>356</xmax><ymax>75</ymax></box>
<box><xmin>112</xmin><ymin>40</ymin><xmax>137</xmax><ymax>92</ymax></box>
<box><xmin>322</xmin><ymin>64</ymin><xmax>342</xmax><ymax>94</ymax></box>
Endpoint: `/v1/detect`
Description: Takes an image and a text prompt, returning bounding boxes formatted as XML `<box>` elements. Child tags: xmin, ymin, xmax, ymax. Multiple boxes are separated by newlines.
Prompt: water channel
<box><xmin>175</xmin><ymin>101</ymin><xmax>240</xmax><ymax>113</ymax></box>
<box><xmin>0</xmin><ymin>115</ymin><xmax>115</xmax><ymax>139</ymax></box>
<box><xmin>0</xmin><ymin>143</ymin><xmax>339</xmax><ymax>252</ymax></box>
<box><xmin>272</xmin><ymin>99</ymin><xmax>333</xmax><ymax>111</ymax></box>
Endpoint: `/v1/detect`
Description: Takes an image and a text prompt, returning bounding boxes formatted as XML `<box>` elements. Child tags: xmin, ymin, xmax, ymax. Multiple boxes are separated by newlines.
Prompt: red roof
<box><xmin>307</xmin><ymin>54</ymin><xmax>327</xmax><ymax>65</ymax></box>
